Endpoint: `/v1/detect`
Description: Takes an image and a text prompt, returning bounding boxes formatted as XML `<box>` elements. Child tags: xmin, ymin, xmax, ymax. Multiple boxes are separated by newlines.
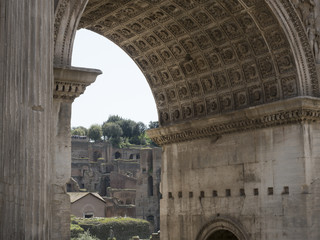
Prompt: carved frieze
<box><xmin>148</xmin><ymin>98</ymin><xmax>320</xmax><ymax>146</ymax></box>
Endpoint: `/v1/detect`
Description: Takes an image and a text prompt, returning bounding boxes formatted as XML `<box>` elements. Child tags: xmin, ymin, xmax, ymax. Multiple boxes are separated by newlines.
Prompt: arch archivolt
<box><xmin>267</xmin><ymin>0</ymin><xmax>319</xmax><ymax>97</ymax></box>
<box><xmin>196</xmin><ymin>217</ymin><xmax>249</xmax><ymax>240</ymax></box>
<box><xmin>54</xmin><ymin>0</ymin><xmax>319</xmax><ymax>127</ymax></box>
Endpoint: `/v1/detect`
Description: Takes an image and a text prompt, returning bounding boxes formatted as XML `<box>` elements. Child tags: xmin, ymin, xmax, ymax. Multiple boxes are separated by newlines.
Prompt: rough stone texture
<box><xmin>159</xmin><ymin>124</ymin><xmax>317</xmax><ymax>239</ymax></box>
<box><xmin>0</xmin><ymin>1</ymin><xmax>53</xmax><ymax>239</ymax></box>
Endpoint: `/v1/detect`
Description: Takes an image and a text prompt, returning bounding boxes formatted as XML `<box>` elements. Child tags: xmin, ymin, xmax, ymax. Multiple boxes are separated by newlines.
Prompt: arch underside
<box><xmin>79</xmin><ymin>0</ymin><xmax>307</xmax><ymax>126</ymax></box>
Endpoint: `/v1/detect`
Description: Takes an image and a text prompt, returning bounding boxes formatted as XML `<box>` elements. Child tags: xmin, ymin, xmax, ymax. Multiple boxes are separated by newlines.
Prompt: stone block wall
<box><xmin>160</xmin><ymin>123</ymin><xmax>320</xmax><ymax>239</ymax></box>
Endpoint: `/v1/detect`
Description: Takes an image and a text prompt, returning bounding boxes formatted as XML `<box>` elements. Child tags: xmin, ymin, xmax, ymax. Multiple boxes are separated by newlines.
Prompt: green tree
<box><xmin>71</xmin><ymin>126</ymin><xmax>88</xmax><ymax>136</ymax></box>
<box><xmin>102</xmin><ymin>122</ymin><xmax>123</xmax><ymax>140</ymax></box>
<box><xmin>132</xmin><ymin>122</ymin><xmax>146</xmax><ymax>136</ymax></box>
<box><xmin>118</xmin><ymin>119</ymin><xmax>135</xmax><ymax>139</ymax></box>
<box><xmin>106</xmin><ymin>115</ymin><xmax>123</xmax><ymax>123</ymax></box>
<box><xmin>131</xmin><ymin>122</ymin><xmax>147</xmax><ymax>145</ymax></box>
<box><xmin>88</xmin><ymin>124</ymin><xmax>102</xmax><ymax>142</ymax></box>
<box><xmin>148</xmin><ymin>121</ymin><xmax>159</xmax><ymax>129</ymax></box>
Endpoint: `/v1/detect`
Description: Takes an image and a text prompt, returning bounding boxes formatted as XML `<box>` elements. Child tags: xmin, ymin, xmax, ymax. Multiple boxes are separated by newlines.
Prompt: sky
<box><xmin>71</xmin><ymin>29</ymin><xmax>158</xmax><ymax>128</ymax></box>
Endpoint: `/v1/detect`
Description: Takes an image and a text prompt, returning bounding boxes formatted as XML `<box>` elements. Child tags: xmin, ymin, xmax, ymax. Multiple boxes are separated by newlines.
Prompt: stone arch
<box><xmin>196</xmin><ymin>217</ymin><xmax>249</xmax><ymax>240</ymax></box>
<box><xmin>54</xmin><ymin>0</ymin><xmax>319</xmax><ymax>127</ymax></box>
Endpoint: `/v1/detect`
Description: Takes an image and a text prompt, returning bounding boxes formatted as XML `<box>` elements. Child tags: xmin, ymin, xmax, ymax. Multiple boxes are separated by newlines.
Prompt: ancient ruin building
<box><xmin>2</xmin><ymin>1</ymin><xmax>320</xmax><ymax>239</ymax></box>
<box><xmin>69</xmin><ymin>137</ymin><xmax>161</xmax><ymax>231</ymax></box>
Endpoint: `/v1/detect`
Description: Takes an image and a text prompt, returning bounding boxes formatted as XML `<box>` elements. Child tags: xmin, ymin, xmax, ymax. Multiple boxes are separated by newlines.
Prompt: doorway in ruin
<box><xmin>206</xmin><ymin>230</ymin><xmax>238</xmax><ymax>240</ymax></box>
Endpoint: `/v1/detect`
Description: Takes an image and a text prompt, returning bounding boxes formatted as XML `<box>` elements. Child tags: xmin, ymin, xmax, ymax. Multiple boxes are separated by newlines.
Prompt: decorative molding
<box><xmin>276</xmin><ymin>0</ymin><xmax>319</xmax><ymax>96</ymax></box>
<box><xmin>54</xmin><ymin>0</ymin><xmax>88</xmax><ymax>66</ymax></box>
<box><xmin>290</xmin><ymin>0</ymin><xmax>320</xmax><ymax>64</ymax></box>
<box><xmin>53</xmin><ymin>66</ymin><xmax>102</xmax><ymax>101</ymax></box>
<box><xmin>53</xmin><ymin>81</ymin><xmax>87</xmax><ymax>101</ymax></box>
<box><xmin>147</xmin><ymin>97</ymin><xmax>320</xmax><ymax>146</ymax></box>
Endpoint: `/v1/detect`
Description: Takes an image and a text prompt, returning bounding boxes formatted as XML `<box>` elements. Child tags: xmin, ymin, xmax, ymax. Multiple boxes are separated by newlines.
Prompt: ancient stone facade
<box><xmin>70</xmin><ymin>138</ymin><xmax>161</xmax><ymax>231</ymax></box>
<box><xmin>2</xmin><ymin>0</ymin><xmax>320</xmax><ymax>239</ymax></box>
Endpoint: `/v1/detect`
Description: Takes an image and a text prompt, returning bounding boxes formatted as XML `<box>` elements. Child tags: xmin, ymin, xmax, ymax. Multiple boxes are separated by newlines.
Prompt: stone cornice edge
<box><xmin>53</xmin><ymin>66</ymin><xmax>102</xmax><ymax>101</ymax></box>
<box><xmin>147</xmin><ymin>97</ymin><xmax>320</xmax><ymax>146</ymax></box>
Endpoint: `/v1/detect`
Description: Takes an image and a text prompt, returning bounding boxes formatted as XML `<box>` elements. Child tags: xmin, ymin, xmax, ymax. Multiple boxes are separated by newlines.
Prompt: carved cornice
<box><xmin>53</xmin><ymin>66</ymin><xmax>102</xmax><ymax>101</ymax></box>
<box><xmin>147</xmin><ymin>97</ymin><xmax>320</xmax><ymax>146</ymax></box>
<box><xmin>54</xmin><ymin>81</ymin><xmax>87</xmax><ymax>101</ymax></box>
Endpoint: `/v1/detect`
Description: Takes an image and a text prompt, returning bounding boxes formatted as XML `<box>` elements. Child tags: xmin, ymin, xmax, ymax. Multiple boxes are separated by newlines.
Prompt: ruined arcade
<box><xmin>1</xmin><ymin>0</ymin><xmax>320</xmax><ymax>239</ymax></box>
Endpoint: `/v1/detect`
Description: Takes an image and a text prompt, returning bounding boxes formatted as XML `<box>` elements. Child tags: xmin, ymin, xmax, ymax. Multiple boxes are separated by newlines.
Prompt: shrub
<box><xmin>71</xmin><ymin>223</ymin><xmax>85</xmax><ymax>238</ymax></box>
<box><xmin>75</xmin><ymin>217</ymin><xmax>151</xmax><ymax>240</ymax></box>
<box><xmin>75</xmin><ymin>230</ymin><xmax>99</xmax><ymax>240</ymax></box>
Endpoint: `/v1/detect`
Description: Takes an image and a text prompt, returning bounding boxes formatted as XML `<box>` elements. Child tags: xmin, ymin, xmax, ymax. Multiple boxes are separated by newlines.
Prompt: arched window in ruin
<box><xmin>115</xmin><ymin>152</ymin><xmax>121</xmax><ymax>159</ymax></box>
<box><xmin>206</xmin><ymin>230</ymin><xmax>238</xmax><ymax>240</ymax></box>
<box><xmin>136</xmin><ymin>153</ymin><xmax>140</xmax><ymax>159</ymax></box>
<box><xmin>129</xmin><ymin>154</ymin><xmax>134</xmax><ymax>159</ymax></box>
<box><xmin>147</xmin><ymin>215</ymin><xmax>154</xmax><ymax>223</ymax></box>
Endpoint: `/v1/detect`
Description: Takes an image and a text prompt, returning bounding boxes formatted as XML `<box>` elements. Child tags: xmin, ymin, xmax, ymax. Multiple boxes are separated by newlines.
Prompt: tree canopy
<box><xmin>72</xmin><ymin>115</ymin><xmax>159</xmax><ymax>147</ymax></box>
<box><xmin>102</xmin><ymin>122</ymin><xmax>123</xmax><ymax>140</ymax></box>
<box><xmin>88</xmin><ymin>124</ymin><xmax>102</xmax><ymax>142</ymax></box>
<box><xmin>71</xmin><ymin>126</ymin><xmax>88</xmax><ymax>136</ymax></box>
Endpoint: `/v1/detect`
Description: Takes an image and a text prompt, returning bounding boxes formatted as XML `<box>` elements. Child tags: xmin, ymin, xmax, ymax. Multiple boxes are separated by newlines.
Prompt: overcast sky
<box><xmin>71</xmin><ymin>29</ymin><xmax>158</xmax><ymax>128</ymax></box>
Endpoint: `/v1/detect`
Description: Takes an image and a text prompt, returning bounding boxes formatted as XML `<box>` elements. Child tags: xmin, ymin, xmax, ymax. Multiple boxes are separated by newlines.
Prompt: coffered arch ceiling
<box><xmin>77</xmin><ymin>0</ymin><xmax>313</xmax><ymax>126</ymax></box>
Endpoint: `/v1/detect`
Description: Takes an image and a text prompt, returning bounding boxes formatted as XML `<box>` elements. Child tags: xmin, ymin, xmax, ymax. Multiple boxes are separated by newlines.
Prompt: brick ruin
<box><xmin>69</xmin><ymin>136</ymin><xmax>161</xmax><ymax>232</ymax></box>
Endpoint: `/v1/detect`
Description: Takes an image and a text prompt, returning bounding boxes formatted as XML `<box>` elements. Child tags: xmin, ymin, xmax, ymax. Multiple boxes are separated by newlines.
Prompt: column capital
<box><xmin>53</xmin><ymin>66</ymin><xmax>101</xmax><ymax>101</ymax></box>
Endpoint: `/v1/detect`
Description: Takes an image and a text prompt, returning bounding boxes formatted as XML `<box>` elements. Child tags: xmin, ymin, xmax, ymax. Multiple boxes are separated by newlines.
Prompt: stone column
<box><xmin>0</xmin><ymin>1</ymin><xmax>53</xmax><ymax>239</ymax></box>
<box><xmin>52</xmin><ymin>66</ymin><xmax>101</xmax><ymax>239</ymax></box>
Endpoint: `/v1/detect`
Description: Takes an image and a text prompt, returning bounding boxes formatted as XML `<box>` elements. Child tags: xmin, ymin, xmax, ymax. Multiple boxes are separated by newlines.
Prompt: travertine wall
<box><xmin>159</xmin><ymin>118</ymin><xmax>320</xmax><ymax>240</ymax></box>
<box><xmin>0</xmin><ymin>1</ymin><xmax>53</xmax><ymax>239</ymax></box>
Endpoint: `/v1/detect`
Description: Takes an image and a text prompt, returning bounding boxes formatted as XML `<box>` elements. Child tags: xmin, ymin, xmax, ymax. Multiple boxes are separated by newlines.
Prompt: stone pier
<box><xmin>52</xmin><ymin>66</ymin><xmax>101</xmax><ymax>239</ymax></box>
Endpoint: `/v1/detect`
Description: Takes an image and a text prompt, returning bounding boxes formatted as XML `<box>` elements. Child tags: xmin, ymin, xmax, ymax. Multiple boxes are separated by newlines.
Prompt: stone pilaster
<box><xmin>0</xmin><ymin>1</ymin><xmax>53</xmax><ymax>239</ymax></box>
<box><xmin>52</xmin><ymin>66</ymin><xmax>101</xmax><ymax>239</ymax></box>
